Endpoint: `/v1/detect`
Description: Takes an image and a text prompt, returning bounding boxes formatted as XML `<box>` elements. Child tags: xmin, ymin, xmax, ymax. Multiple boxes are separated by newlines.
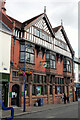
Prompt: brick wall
<box><xmin>56</xmin><ymin>57</ymin><xmax>63</xmax><ymax>75</ymax></box>
<box><xmin>35</xmin><ymin>49</ymin><xmax>46</xmax><ymax>72</ymax></box>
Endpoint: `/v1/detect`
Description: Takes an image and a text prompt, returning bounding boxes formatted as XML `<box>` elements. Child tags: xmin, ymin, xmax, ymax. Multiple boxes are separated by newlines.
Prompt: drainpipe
<box><xmin>12</xmin><ymin>21</ymin><xmax>16</xmax><ymax>63</ymax></box>
<box><xmin>23</xmin><ymin>40</ymin><xmax>26</xmax><ymax>112</ymax></box>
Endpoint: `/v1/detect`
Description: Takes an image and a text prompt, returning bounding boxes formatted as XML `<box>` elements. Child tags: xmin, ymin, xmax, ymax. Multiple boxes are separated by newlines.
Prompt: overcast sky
<box><xmin>5</xmin><ymin>0</ymin><xmax>79</xmax><ymax>57</ymax></box>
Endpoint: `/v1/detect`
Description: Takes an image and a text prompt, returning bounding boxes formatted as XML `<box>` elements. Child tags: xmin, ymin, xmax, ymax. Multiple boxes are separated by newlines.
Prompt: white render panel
<box><xmin>0</xmin><ymin>31</ymin><xmax>11</xmax><ymax>73</ymax></box>
<box><xmin>54</xmin><ymin>29</ymin><xmax>71</xmax><ymax>52</ymax></box>
<box><xmin>54</xmin><ymin>45</ymin><xmax>72</xmax><ymax>58</ymax></box>
<box><xmin>55</xmin><ymin>29</ymin><xmax>66</xmax><ymax>43</ymax></box>
<box><xmin>35</xmin><ymin>18</ymin><xmax>50</xmax><ymax>34</ymax></box>
<box><xmin>74</xmin><ymin>63</ymin><xmax>78</xmax><ymax>83</ymax></box>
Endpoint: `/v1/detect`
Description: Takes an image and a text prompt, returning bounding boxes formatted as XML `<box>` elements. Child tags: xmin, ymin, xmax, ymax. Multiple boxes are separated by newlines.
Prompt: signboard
<box><xmin>9</xmin><ymin>92</ymin><xmax>11</xmax><ymax>97</ymax></box>
<box><xmin>22</xmin><ymin>92</ymin><xmax>24</xmax><ymax>96</ymax></box>
<box><xmin>57</xmin><ymin>86</ymin><xmax>60</xmax><ymax>94</ymax></box>
<box><xmin>43</xmin><ymin>63</ymin><xmax>47</xmax><ymax>67</ymax></box>
<box><xmin>36</xmin><ymin>86</ymin><xmax>41</xmax><ymax>95</ymax></box>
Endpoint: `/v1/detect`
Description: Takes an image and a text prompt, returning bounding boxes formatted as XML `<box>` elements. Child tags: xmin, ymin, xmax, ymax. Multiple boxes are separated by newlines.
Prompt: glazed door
<box><xmin>11</xmin><ymin>84</ymin><xmax>19</xmax><ymax>106</ymax></box>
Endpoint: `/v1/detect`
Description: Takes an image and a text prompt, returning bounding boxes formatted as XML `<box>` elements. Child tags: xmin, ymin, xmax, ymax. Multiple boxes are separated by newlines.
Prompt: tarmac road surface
<box><xmin>15</xmin><ymin>102</ymin><xmax>78</xmax><ymax>119</ymax></box>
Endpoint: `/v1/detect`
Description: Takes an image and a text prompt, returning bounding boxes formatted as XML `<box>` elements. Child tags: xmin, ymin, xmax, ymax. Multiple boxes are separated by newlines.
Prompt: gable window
<box><xmin>20</xmin><ymin>44</ymin><xmax>35</xmax><ymax>64</ymax></box>
<box><xmin>34</xmin><ymin>28</ymin><xmax>39</xmax><ymax>37</ymax></box>
<box><xmin>55</xmin><ymin>39</ymin><xmax>67</xmax><ymax>50</ymax></box>
<box><xmin>40</xmin><ymin>31</ymin><xmax>43</xmax><ymax>39</ymax></box>
<box><xmin>63</xmin><ymin>58</ymin><xmax>71</xmax><ymax>72</ymax></box>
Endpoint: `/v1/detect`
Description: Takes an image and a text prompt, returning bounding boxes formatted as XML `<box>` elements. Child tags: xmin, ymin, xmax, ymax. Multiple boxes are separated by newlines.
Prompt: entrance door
<box><xmin>2</xmin><ymin>83</ymin><xmax>8</xmax><ymax>107</ymax></box>
<box><xmin>11</xmin><ymin>84</ymin><xmax>19</xmax><ymax>106</ymax></box>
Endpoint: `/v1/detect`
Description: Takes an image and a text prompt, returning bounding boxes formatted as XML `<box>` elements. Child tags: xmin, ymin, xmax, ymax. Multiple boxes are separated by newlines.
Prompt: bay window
<box><xmin>46</xmin><ymin>53</ymin><xmax>56</xmax><ymax>69</ymax></box>
<box><xmin>20</xmin><ymin>44</ymin><xmax>35</xmax><ymax>64</ymax></box>
<box><xmin>63</xmin><ymin>58</ymin><xmax>71</xmax><ymax>72</ymax></box>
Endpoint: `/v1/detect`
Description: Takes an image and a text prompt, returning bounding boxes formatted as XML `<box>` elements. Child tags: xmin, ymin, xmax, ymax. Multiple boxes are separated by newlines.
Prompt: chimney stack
<box><xmin>44</xmin><ymin>6</ymin><xmax>46</xmax><ymax>14</ymax></box>
<box><xmin>2</xmin><ymin>0</ymin><xmax>6</xmax><ymax>14</ymax></box>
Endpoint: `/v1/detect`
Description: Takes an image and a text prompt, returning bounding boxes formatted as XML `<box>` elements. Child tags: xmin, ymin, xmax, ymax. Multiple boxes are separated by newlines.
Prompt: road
<box><xmin>15</xmin><ymin>102</ymin><xmax>78</xmax><ymax>119</ymax></box>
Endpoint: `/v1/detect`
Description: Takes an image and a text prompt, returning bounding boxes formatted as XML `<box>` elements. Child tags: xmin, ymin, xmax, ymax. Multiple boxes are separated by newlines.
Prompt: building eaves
<box><xmin>0</xmin><ymin>12</ymin><xmax>13</xmax><ymax>29</ymax></box>
<box><xmin>61</xmin><ymin>26</ymin><xmax>74</xmax><ymax>55</ymax></box>
<box><xmin>7</xmin><ymin>15</ymin><xmax>22</xmax><ymax>30</ymax></box>
<box><xmin>0</xmin><ymin>20</ymin><xmax>12</xmax><ymax>35</ymax></box>
<box><xmin>23</xmin><ymin>13</ymin><xmax>44</xmax><ymax>26</ymax></box>
<box><xmin>52</xmin><ymin>25</ymin><xmax>62</xmax><ymax>33</ymax></box>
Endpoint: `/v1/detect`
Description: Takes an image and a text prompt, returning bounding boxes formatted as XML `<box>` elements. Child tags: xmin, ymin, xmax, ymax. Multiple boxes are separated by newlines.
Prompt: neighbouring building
<box><xmin>1</xmin><ymin>0</ymin><xmax>75</xmax><ymax>107</ymax></box>
<box><xmin>0</xmin><ymin>19</ymin><xmax>12</xmax><ymax>107</ymax></box>
<box><xmin>74</xmin><ymin>57</ymin><xmax>80</xmax><ymax>100</ymax></box>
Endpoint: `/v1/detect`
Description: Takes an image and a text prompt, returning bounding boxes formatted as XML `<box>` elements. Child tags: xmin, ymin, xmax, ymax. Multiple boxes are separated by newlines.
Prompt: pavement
<box><xmin>1</xmin><ymin>101</ymin><xmax>78</xmax><ymax>119</ymax></box>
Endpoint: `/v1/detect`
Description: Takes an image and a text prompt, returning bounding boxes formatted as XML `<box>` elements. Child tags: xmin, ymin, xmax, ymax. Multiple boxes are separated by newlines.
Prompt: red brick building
<box><xmin>1</xmin><ymin>1</ymin><xmax>75</xmax><ymax>107</ymax></box>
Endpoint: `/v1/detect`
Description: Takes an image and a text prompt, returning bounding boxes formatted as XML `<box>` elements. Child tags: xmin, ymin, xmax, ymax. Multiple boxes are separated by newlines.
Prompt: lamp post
<box><xmin>23</xmin><ymin>40</ymin><xmax>26</xmax><ymax>112</ymax></box>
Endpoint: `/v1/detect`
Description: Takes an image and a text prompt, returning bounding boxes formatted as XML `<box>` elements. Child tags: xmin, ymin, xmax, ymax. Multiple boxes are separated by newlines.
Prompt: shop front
<box><xmin>75</xmin><ymin>83</ymin><xmax>80</xmax><ymax>101</ymax></box>
<box><xmin>0</xmin><ymin>73</ymin><xmax>9</xmax><ymax>107</ymax></box>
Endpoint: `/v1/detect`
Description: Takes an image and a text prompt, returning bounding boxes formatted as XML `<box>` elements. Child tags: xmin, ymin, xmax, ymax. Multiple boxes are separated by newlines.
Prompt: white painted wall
<box><xmin>74</xmin><ymin>63</ymin><xmax>78</xmax><ymax>83</ymax></box>
<box><xmin>0</xmin><ymin>31</ymin><xmax>11</xmax><ymax>74</ymax></box>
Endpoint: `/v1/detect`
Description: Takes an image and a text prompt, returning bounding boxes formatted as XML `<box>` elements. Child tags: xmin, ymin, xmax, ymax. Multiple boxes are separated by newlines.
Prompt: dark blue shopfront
<box><xmin>75</xmin><ymin>83</ymin><xmax>80</xmax><ymax>101</ymax></box>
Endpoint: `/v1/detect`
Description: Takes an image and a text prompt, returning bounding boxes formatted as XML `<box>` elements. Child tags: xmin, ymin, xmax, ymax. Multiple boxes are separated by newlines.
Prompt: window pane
<box><xmin>31</xmin><ymin>49</ymin><xmax>34</xmax><ymax>53</ymax></box>
<box><xmin>25</xmin><ymin>84</ymin><xmax>28</xmax><ymax>96</ymax></box>
<box><xmin>51</xmin><ymin>55</ymin><xmax>55</xmax><ymax>60</ymax></box>
<box><xmin>62</xmin><ymin>79</ymin><xmax>64</xmax><ymax>84</ymax></box>
<box><xmin>44</xmin><ymin>34</ymin><xmax>46</xmax><ymax>40</ymax></box>
<box><xmin>55</xmin><ymin>86</ymin><xmax>57</xmax><ymax>94</ymax></box>
<box><xmin>27</xmin><ymin>48</ymin><xmax>31</xmax><ymax>53</ymax></box>
<box><xmin>46</xmin><ymin>53</ymin><xmax>49</xmax><ymax>59</ymax></box>
<box><xmin>44</xmin><ymin>76</ymin><xmax>46</xmax><ymax>83</ymax></box>
<box><xmin>33</xmin><ymin>75</ymin><xmax>36</xmax><ymax>83</ymax></box>
<box><xmin>36</xmin><ymin>86</ymin><xmax>43</xmax><ymax>95</ymax></box>
<box><xmin>26</xmin><ymin>53</ymin><xmax>30</xmax><ymax>62</ymax></box>
<box><xmin>55</xmin><ymin>78</ymin><xmax>58</xmax><ymax>84</ymax></box>
<box><xmin>12</xmin><ymin>71</ymin><xmax>16</xmax><ymax>77</ymax></box>
<box><xmin>36</xmin><ymin>75</ymin><xmax>39</xmax><ymax>83</ymax></box>
<box><xmin>20</xmin><ymin>45</ymin><xmax>24</xmax><ymax>51</ymax></box>
<box><xmin>58</xmin><ymin>78</ymin><xmax>59</xmax><ymax>84</ymax></box>
<box><xmin>30</xmin><ymin>54</ymin><xmax>34</xmax><ymax>63</ymax></box>
<box><xmin>50</xmin><ymin>85</ymin><xmax>52</xmax><ymax>94</ymax></box>
<box><xmin>60</xmin><ymin>78</ymin><xmax>62</xmax><ymax>84</ymax></box>
<box><xmin>44</xmin><ymin>85</ymin><xmax>47</xmax><ymax>94</ymax></box>
<box><xmin>46</xmin><ymin>35</ymin><xmax>49</xmax><ymax>42</ymax></box>
<box><xmin>53</xmin><ymin>61</ymin><xmax>56</xmax><ymax>68</ymax></box>
<box><xmin>20</xmin><ymin>52</ymin><xmax>24</xmax><ymax>60</ymax></box>
<box><xmin>47</xmin><ymin>62</ymin><xmax>50</xmax><ymax>68</ymax></box>
<box><xmin>40</xmin><ymin>31</ymin><xmax>43</xmax><ymax>38</ymax></box>
<box><xmin>39</xmin><ymin>76</ymin><xmax>43</xmax><ymax>83</ymax></box>
<box><xmin>50</xmin><ymin>60</ymin><xmax>52</xmax><ymax>68</ymax></box>
<box><xmin>34</xmin><ymin>28</ymin><xmax>39</xmax><ymax>37</ymax></box>
<box><xmin>32</xmin><ymin>85</ymin><xmax>35</xmax><ymax>95</ymax></box>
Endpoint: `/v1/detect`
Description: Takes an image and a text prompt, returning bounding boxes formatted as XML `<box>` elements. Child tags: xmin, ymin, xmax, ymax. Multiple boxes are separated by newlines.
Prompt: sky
<box><xmin>5</xmin><ymin>0</ymin><xmax>79</xmax><ymax>57</ymax></box>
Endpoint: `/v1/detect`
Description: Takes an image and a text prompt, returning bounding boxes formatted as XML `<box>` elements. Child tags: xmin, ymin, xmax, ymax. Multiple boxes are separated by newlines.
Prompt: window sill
<box><xmin>19</xmin><ymin>61</ymin><xmax>35</xmax><ymax>65</ymax></box>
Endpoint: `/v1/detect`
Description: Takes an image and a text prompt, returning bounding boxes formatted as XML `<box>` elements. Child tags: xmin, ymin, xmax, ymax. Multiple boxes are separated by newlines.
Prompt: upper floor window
<box><xmin>20</xmin><ymin>44</ymin><xmax>35</xmax><ymax>64</ymax></box>
<box><xmin>55</xmin><ymin>39</ymin><xmax>67</xmax><ymax>50</ymax></box>
<box><xmin>46</xmin><ymin>53</ymin><xmax>56</xmax><ymax>69</ymax></box>
<box><xmin>34</xmin><ymin>28</ymin><xmax>39</xmax><ymax>37</ymax></box>
<box><xmin>34</xmin><ymin>27</ymin><xmax>53</xmax><ymax>44</ymax></box>
<box><xmin>63</xmin><ymin>58</ymin><xmax>71</xmax><ymax>72</ymax></box>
